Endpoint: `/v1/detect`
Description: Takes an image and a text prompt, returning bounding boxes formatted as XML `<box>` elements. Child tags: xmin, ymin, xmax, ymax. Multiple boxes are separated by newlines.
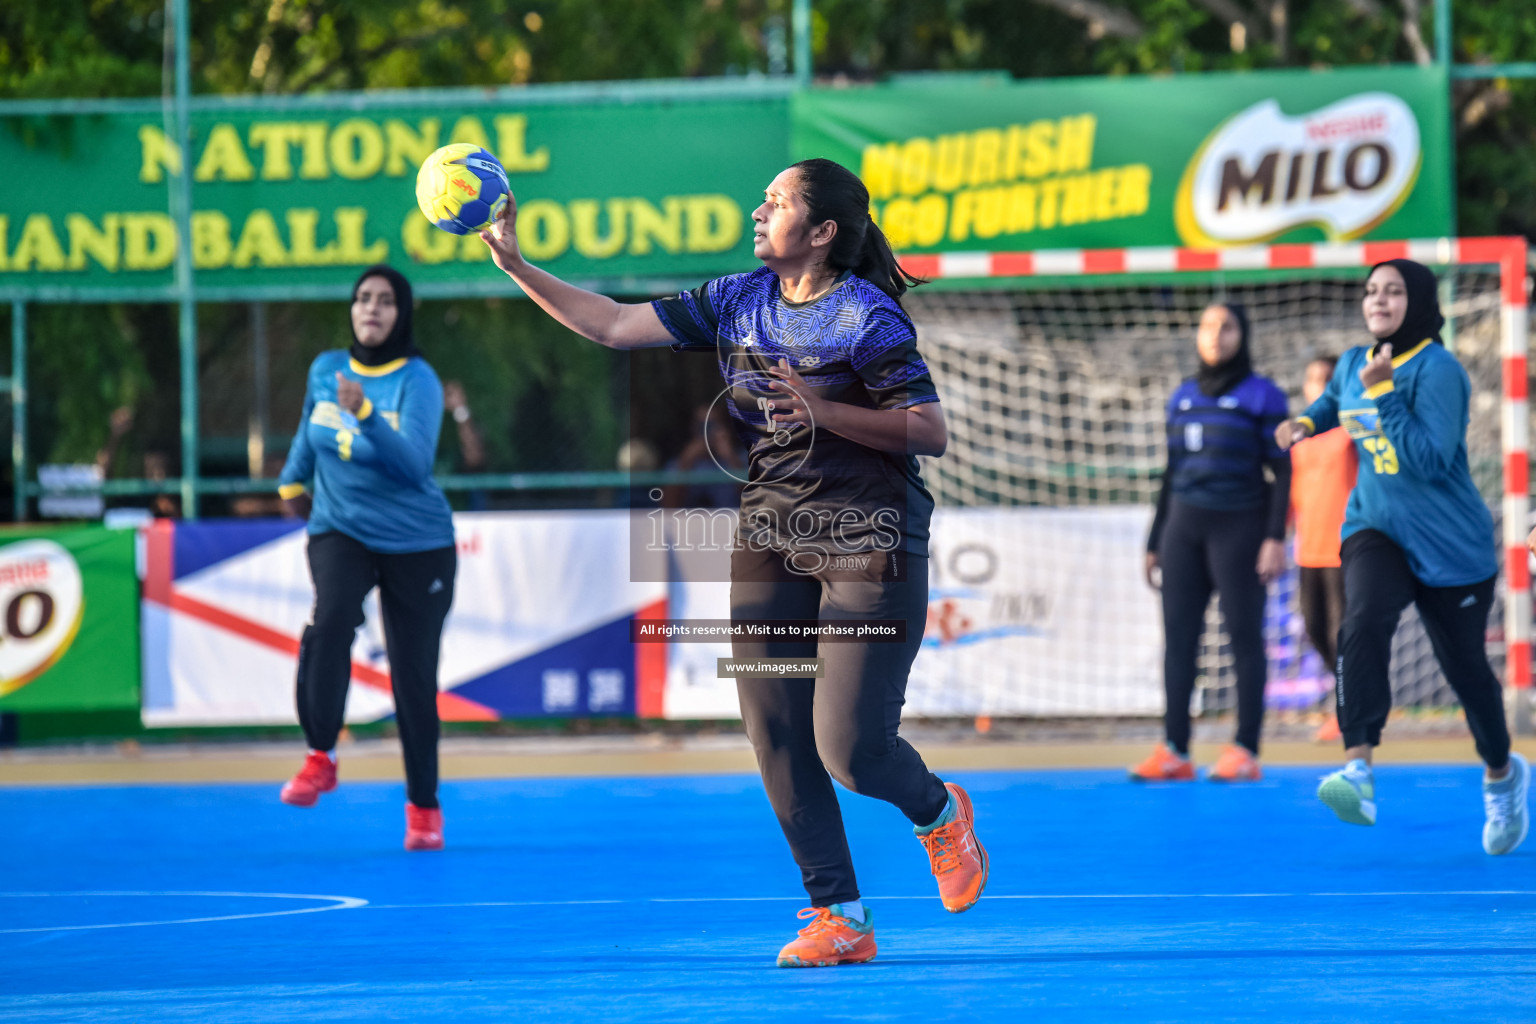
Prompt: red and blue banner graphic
<box><xmin>140</xmin><ymin>511</ymin><xmax>667</xmax><ymax>726</ymax></box>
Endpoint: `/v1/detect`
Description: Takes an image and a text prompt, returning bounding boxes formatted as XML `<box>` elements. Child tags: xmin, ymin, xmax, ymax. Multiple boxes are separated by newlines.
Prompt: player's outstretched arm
<box><xmin>480</xmin><ymin>200</ymin><xmax>674</xmax><ymax>350</ymax></box>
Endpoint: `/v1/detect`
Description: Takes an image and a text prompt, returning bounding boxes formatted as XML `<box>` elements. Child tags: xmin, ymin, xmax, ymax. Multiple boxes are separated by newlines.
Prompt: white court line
<box><xmin>363</xmin><ymin>890</ymin><xmax>1536</xmax><ymax>910</ymax></box>
<box><xmin>0</xmin><ymin>891</ymin><xmax>368</xmax><ymax>934</ymax></box>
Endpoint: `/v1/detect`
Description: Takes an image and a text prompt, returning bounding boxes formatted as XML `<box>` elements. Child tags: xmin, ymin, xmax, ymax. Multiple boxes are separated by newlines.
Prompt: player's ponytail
<box><xmin>790</xmin><ymin>157</ymin><xmax>924</xmax><ymax>304</ymax></box>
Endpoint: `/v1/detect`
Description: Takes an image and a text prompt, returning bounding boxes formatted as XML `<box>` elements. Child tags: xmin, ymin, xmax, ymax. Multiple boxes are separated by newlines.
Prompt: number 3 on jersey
<box><xmin>336</xmin><ymin>428</ymin><xmax>354</xmax><ymax>461</ymax></box>
<box><xmin>1362</xmin><ymin>435</ymin><xmax>1398</xmax><ymax>474</ymax></box>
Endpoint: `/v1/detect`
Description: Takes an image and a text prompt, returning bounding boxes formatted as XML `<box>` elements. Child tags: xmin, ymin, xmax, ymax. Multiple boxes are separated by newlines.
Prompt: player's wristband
<box><xmin>453</xmin><ymin>405</ymin><xmax>472</xmax><ymax>424</ymax></box>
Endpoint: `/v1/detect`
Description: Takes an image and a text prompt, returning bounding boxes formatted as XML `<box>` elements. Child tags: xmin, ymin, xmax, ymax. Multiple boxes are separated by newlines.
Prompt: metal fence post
<box><xmin>172</xmin><ymin>0</ymin><xmax>199</xmax><ymax>517</ymax></box>
<box><xmin>793</xmin><ymin>0</ymin><xmax>811</xmax><ymax>89</ymax></box>
<box><xmin>11</xmin><ymin>301</ymin><xmax>25</xmax><ymax>523</ymax></box>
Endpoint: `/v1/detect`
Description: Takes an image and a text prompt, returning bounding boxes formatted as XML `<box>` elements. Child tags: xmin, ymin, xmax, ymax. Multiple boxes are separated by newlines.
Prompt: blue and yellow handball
<box><xmin>414</xmin><ymin>143</ymin><xmax>511</xmax><ymax>235</ymax></box>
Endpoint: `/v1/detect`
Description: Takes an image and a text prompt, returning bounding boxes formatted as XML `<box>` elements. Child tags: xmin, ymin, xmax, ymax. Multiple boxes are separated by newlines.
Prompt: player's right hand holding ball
<box><xmin>479</xmin><ymin>194</ymin><xmax>522</xmax><ymax>273</ymax></box>
<box><xmin>1274</xmin><ymin>418</ymin><xmax>1311</xmax><ymax>451</ymax></box>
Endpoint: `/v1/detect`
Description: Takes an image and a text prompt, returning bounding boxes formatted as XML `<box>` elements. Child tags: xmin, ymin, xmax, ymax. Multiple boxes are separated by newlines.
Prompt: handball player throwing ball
<box><xmin>480</xmin><ymin>159</ymin><xmax>987</xmax><ymax>967</ymax></box>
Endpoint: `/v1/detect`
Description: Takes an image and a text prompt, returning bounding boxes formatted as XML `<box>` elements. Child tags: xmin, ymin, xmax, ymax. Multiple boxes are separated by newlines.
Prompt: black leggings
<box><xmin>1337</xmin><ymin>529</ymin><xmax>1508</xmax><ymax>768</ymax></box>
<box><xmin>1157</xmin><ymin>498</ymin><xmax>1269</xmax><ymax>756</ymax></box>
<box><xmin>730</xmin><ymin>545</ymin><xmax>948</xmax><ymax>908</ymax></box>
<box><xmin>1298</xmin><ymin>565</ymin><xmax>1345</xmax><ymax>695</ymax></box>
<box><xmin>296</xmin><ymin>531</ymin><xmax>457</xmax><ymax>808</ymax></box>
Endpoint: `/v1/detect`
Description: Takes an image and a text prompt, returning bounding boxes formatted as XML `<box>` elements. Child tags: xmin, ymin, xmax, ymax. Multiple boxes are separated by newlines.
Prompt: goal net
<box><xmin>900</xmin><ymin>241</ymin><xmax>1528</xmax><ymax>720</ymax></box>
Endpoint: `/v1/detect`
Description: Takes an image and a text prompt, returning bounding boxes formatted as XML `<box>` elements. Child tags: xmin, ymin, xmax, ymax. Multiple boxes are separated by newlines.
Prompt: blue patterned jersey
<box><xmin>1163</xmin><ymin>374</ymin><xmax>1290</xmax><ymax>512</ymax></box>
<box><xmin>1298</xmin><ymin>339</ymin><xmax>1497</xmax><ymax>587</ymax></box>
<box><xmin>278</xmin><ymin>350</ymin><xmax>455</xmax><ymax>553</ymax></box>
<box><xmin>653</xmin><ymin>267</ymin><xmax>938</xmax><ymax>557</ymax></box>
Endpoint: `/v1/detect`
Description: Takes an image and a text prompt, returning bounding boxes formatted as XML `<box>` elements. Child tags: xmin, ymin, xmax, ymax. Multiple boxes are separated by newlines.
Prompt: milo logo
<box><xmin>1175</xmin><ymin>92</ymin><xmax>1421</xmax><ymax>247</ymax></box>
<box><xmin>0</xmin><ymin>539</ymin><xmax>84</xmax><ymax>697</ymax></box>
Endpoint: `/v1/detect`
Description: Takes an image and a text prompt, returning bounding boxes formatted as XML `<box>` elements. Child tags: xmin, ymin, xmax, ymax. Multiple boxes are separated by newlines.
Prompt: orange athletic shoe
<box><xmin>1206</xmin><ymin>744</ymin><xmax>1263</xmax><ymax>782</ymax></box>
<box><xmin>918</xmin><ymin>782</ymin><xmax>989</xmax><ymax>913</ymax></box>
<box><xmin>776</xmin><ymin>906</ymin><xmax>877</xmax><ymax>968</ymax></box>
<box><xmin>405</xmin><ymin>803</ymin><xmax>444</xmax><ymax>851</ymax></box>
<box><xmin>1129</xmin><ymin>744</ymin><xmax>1195</xmax><ymax>782</ymax></box>
<box><xmin>1315</xmin><ymin>716</ymin><xmax>1342</xmax><ymax>743</ymax></box>
<box><xmin>279</xmin><ymin>751</ymin><xmax>337</xmax><ymax>806</ymax></box>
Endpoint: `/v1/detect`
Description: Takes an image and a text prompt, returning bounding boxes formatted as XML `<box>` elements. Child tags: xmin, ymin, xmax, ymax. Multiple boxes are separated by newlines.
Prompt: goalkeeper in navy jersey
<box><xmin>275</xmin><ymin>264</ymin><xmax>458</xmax><ymax>853</ymax></box>
<box><xmin>480</xmin><ymin>158</ymin><xmax>987</xmax><ymax>968</ymax></box>
<box><xmin>1277</xmin><ymin>259</ymin><xmax>1528</xmax><ymax>854</ymax></box>
<box><xmin>1133</xmin><ymin>303</ymin><xmax>1291</xmax><ymax>784</ymax></box>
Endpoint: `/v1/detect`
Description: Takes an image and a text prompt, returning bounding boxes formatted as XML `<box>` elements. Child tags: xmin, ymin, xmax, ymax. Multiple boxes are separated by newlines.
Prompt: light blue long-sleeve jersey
<box><xmin>278</xmin><ymin>350</ymin><xmax>455</xmax><ymax>553</ymax></box>
<box><xmin>1298</xmin><ymin>338</ymin><xmax>1497</xmax><ymax>587</ymax></box>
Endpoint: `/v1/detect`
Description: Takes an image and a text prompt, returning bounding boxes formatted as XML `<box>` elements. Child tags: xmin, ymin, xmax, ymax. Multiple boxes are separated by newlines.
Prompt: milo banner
<box><xmin>0</xmin><ymin>526</ymin><xmax>139</xmax><ymax>713</ymax></box>
<box><xmin>0</xmin><ymin>67</ymin><xmax>1449</xmax><ymax>298</ymax></box>
<box><xmin>793</xmin><ymin>66</ymin><xmax>1450</xmax><ymax>254</ymax></box>
<box><xmin>0</xmin><ymin>90</ymin><xmax>789</xmax><ymax>296</ymax></box>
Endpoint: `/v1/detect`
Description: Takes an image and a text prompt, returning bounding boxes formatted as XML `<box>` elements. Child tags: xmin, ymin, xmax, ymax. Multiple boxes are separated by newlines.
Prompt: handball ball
<box><xmin>415</xmin><ymin>143</ymin><xmax>510</xmax><ymax>235</ymax></box>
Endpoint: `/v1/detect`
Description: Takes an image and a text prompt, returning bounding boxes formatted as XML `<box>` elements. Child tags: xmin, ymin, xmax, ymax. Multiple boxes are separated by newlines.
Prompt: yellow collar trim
<box><xmin>1389</xmin><ymin>338</ymin><xmax>1432</xmax><ymax>368</ymax></box>
<box><xmin>350</xmin><ymin>359</ymin><xmax>408</xmax><ymax>379</ymax></box>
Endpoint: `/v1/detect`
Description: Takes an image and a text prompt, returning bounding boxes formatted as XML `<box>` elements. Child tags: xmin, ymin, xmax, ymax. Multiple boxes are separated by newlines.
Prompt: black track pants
<box><xmin>1157</xmin><ymin>498</ymin><xmax>1269</xmax><ymax>756</ymax></box>
<box><xmin>1298</xmin><ymin>565</ymin><xmax>1346</xmax><ymax>680</ymax></box>
<box><xmin>1337</xmin><ymin>529</ymin><xmax>1508</xmax><ymax>768</ymax></box>
<box><xmin>730</xmin><ymin>545</ymin><xmax>948</xmax><ymax>908</ymax></box>
<box><xmin>296</xmin><ymin>531</ymin><xmax>457</xmax><ymax>808</ymax></box>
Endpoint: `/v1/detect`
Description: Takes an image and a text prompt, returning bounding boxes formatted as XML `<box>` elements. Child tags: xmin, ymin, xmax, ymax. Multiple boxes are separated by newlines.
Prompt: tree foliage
<box><xmin>1</xmin><ymin>0</ymin><xmax>1534</xmax><ymax>484</ymax></box>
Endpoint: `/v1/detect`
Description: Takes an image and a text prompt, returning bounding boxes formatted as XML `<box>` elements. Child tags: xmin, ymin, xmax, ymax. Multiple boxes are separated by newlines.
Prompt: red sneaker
<box><xmin>1315</xmin><ymin>716</ymin><xmax>1342</xmax><ymax>743</ymax></box>
<box><xmin>1128</xmin><ymin>744</ymin><xmax>1195</xmax><ymax>782</ymax></box>
<box><xmin>1206</xmin><ymin>744</ymin><xmax>1263</xmax><ymax>782</ymax></box>
<box><xmin>776</xmin><ymin>906</ymin><xmax>877</xmax><ymax>967</ymax></box>
<box><xmin>919</xmin><ymin>782</ymin><xmax>989</xmax><ymax>913</ymax></box>
<box><xmin>405</xmin><ymin>803</ymin><xmax>444</xmax><ymax>851</ymax></box>
<box><xmin>279</xmin><ymin>751</ymin><xmax>337</xmax><ymax>807</ymax></box>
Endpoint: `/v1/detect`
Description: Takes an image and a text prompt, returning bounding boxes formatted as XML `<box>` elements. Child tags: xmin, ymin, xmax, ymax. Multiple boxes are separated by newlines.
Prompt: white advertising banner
<box><xmin>657</xmin><ymin>506</ymin><xmax>1163</xmax><ymax>719</ymax></box>
<box><xmin>141</xmin><ymin>511</ymin><xmax>666</xmax><ymax>727</ymax></box>
<box><xmin>139</xmin><ymin>506</ymin><xmax>1162</xmax><ymax>725</ymax></box>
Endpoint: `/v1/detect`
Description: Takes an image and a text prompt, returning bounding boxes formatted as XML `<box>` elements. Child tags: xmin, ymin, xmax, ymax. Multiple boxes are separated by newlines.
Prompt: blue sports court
<box><xmin>3</xmin><ymin>765</ymin><xmax>1533</xmax><ymax>1023</ymax></box>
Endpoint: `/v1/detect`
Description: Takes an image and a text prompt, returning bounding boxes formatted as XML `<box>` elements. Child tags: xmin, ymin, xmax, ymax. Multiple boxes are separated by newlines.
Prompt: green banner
<box><xmin>794</xmin><ymin>66</ymin><xmax>1451</xmax><ymax>254</ymax></box>
<box><xmin>0</xmin><ymin>68</ymin><xmax>1454</xmax><ymax>299</ymax></box>
<box><xmin>0</xmin><ymin>525</ymin><xmax>139</xmax><ymax>713</ymax></box>
<box><xmin>0</xmin><ymin>90</ymin><xmax>789</xmax><ymax>297</ymax></box>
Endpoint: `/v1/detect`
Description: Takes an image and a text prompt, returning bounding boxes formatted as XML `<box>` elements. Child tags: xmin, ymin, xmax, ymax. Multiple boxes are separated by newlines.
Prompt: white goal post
<box><xmin>897</xmin><ymin>238</ymin><xmax>1530</xmax><ymax>718</ymax></box>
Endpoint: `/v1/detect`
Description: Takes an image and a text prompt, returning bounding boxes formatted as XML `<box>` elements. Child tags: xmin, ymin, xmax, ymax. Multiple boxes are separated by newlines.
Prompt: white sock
<box><xmin>835</xmin><ymin>900</ymin><xmax>866</xmax><ymax>924</ymax></box>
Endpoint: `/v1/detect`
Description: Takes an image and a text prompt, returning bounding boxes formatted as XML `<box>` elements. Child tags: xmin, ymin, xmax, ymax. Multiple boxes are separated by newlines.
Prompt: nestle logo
<box><xmin>1305</xmin><ymin>112</ymin><xmax>1389</xmax><ymax>142</ymax></box>
<box><xmin>0</xmin><ymin>559</ymin><xmax>49</xmax><ymax>587</ymax></box>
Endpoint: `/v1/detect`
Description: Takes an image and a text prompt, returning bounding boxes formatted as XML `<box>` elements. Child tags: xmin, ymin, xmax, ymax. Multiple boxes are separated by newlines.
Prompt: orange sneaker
<box><xmin>1129</xmin><ymin>744</ymin><xmax>1195</xmax><ymax>782</ymax></box>
<box><xmin>405</xmin><ymin>803</ymin><xmax>444</xmax><ymax>851</ymax></box>
<box><xmin>776</xmin><ymin>906</ymin><xmax>877</xmax><ymax>968</ymax></box>
<box><xmin>918</xmin><ymin>782</ymin><xmax>989</xmax><ymax>913</ymax></box>
<box><xmin>1315</xmin><ymin>716</ymin><xmax>1342</xmax><ymax>743</ymax></box>
<box><xmin>1206</xmin><ymin>744</ymin><xmax>1263</xmax><ymax>782</ymax></box>
<box><xmin>280</xmin><ymin>751</ymin><xmax>337</xmax><ymax>806</ymax></box>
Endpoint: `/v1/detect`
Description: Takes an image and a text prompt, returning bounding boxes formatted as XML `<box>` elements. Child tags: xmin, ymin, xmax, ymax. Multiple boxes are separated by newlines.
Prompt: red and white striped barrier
<box><xmin>901</xmin><ymin>237</ymin><xmax>1533</xmax><ymax>692</ymax></box>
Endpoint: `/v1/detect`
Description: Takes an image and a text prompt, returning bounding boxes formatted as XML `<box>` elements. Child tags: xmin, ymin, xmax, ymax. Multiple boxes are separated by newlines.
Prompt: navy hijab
<box><xmin>1195</xmin><ymin>301</ymin><xmax>1253</xmax><ymax>397</ymax></box>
